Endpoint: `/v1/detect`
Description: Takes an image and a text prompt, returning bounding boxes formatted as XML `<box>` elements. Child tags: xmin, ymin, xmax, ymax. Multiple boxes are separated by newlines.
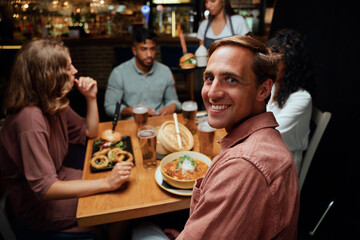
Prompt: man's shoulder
<box><xmin>113</xmin><ymin>58</ymin><xmax>133</xmax><ymax>71</ymax></box>
<box><xmin>109</xmin><ymin>59</ymin><xmax>136</xmax><ymax>81</ymax></box>
<box><xmin>154</xmin><ymin>61</ymin><xmax>171</xmax><ymax>70</ymax></box>
<box><xmin>153</xmin><ymin>61</ymin><xmax>172</xmax><ymax>74</ymax></box>
<box><xmin>223</xmin><ymin>127</ymin><xmax>294</xmax><ymax>179</ymax></box>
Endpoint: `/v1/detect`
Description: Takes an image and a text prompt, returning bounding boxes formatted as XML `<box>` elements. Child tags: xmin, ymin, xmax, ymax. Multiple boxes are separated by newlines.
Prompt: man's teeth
<box><xmin>211</xmin><ymin>105</ymin><xmax>229</xmax><ymax>110</ymax></box>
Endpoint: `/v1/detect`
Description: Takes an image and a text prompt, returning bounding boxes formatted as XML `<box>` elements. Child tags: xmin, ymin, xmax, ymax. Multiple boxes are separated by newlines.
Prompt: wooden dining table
<box><xmin>76</xmin><ymin>113</ymin><xmax>226</xmax><ymax>227</ymax></box>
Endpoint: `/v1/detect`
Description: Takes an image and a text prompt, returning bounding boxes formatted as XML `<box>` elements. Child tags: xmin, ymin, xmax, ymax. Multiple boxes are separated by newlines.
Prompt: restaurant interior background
<box><xmin>0</xmin><ymin>0</ymin><xmax>272</xmax><ymax>120</ymax></box>
<box><xmin>1</xmin><ymin>0</ymin><xmax>359</xmax><ymax>239</ymax></box>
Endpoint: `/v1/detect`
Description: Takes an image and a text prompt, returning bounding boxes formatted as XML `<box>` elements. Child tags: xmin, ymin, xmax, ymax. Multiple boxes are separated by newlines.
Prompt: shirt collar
<box><xmin>131</xmin><ymin>57</ymin><xmax>156</xmax><ymax>76</ymax></box>
<box><xmin>219</xmin><ymin>112</ymin><xmax>279</xmax><ymax>151</ymax></box>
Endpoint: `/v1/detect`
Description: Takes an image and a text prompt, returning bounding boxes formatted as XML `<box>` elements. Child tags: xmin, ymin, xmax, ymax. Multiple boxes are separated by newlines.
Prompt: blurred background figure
<box><xmin>104</xmin><ymin>27</ymin><xmax>181</xmax><ymax>120</ymax></box>
<box><xmin>266</xmin><ymin>28</ymin><xmax>316</xmax><ymax>172</ymax></box>
<box><xmin>197</xmin><ymin>0</ymin><xmax>251</xmax><ymax>49</ymax></box>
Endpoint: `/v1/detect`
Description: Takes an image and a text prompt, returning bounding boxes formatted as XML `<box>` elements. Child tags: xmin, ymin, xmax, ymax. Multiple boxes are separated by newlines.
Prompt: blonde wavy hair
<box><xmin>3</xmin><ymin>39</ymin><xmax>72</xmax><ymax>116</ymax></box>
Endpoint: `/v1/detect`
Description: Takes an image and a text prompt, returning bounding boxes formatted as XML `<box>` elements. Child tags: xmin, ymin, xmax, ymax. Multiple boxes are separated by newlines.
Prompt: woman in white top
<box><xmin>197</xmin><ymin>0</ymin><xmax>250</xmax><ymax>49</ymax></box>
<box><xmin>266</xmin><ymin>29</ymin><xmax>316</xmax><ymax>173</ymax></box>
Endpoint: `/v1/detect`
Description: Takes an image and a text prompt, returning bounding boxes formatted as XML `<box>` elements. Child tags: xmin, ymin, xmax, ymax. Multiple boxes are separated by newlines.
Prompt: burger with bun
<box><xmin>101</xmin><ymin>129</ymin><xmax>122</xmax><ymax>142</ymax></box>
<box><xmin>179</xmin><ymin>53</ymin><xmax>196</xmax><ymax>69</ymax></box>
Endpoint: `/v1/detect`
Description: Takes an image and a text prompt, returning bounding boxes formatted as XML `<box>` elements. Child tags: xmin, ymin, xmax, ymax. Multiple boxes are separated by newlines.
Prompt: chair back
<box><xmin>0</xmin><ymin>188</ymin><xmax>17</xmax><ymax>240</ymax></box>
<box><xmin>1</xmin><ymin>181</ymin><xmax>94</xmax><ymax>240</ymax></box>
<box><xmin>299</xmin><ymin>106</ymin><xmax>332</xmax><ymax>191</ymax></box>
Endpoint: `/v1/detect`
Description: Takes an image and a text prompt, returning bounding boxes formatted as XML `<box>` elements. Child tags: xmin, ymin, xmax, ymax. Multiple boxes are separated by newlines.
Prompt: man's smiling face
<box><xmin>202</xmin><ymin>45</ymin><xmax>266</xmax><ymax>132</ymax></box>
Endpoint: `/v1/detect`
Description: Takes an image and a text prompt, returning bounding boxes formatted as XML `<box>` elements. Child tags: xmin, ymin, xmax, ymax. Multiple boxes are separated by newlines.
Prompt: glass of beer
<box><xmin>197</xmin><ymin>121</ymin><xmax>216</xmax><ymax>158</ymax></box>
<box><xmin>133</xmin><ymin>104</ymin><xmax>148</xmax><ymax>128</ymax></box>
<box><xmin>137</xmin><ymin>125</ymin><xmax>157</xmax><ymax>169</ymax></box>
<box><xmin>182</xmin><ymin>101</ymin><xmax>198</xmax><ymax>134</ymax></box>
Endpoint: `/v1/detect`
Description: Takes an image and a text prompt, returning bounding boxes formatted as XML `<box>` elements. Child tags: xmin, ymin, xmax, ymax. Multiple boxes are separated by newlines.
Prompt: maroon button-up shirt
<box><xmin>177</xmin><ymin>112</ymin><xmax>300</xmax><ymax>240</ymax></box>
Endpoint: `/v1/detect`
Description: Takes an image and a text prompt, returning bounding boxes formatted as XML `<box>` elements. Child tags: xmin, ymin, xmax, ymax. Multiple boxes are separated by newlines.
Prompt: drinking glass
<box><xmin>137</xmin><ymin>125</ymin><xmax>157</xmax><ymax>169</ymax></box>
<box><xmin>197</xmin><ymin>121</ymin><xmax>216</xmax><ymax>158</ymax></box>
<box><xmin>182</xmin><ymin>101</ymin><xmax>198</xmax><ymax>134</ymax></box>
<box><xmin>133</xmin><ymin>104</ymin><xmax>148</xmax><ymax>129</ymax></box>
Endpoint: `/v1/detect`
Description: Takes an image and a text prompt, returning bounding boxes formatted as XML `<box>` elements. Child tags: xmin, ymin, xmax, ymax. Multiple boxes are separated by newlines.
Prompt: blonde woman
<box><xmin>0</xmin><ymin>39</ymin><xmax>133</xmax><ymax>233</ymax></box>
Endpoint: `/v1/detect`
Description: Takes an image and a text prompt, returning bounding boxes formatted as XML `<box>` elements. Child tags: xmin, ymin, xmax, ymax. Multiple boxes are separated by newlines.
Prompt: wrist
<box><xmin>100</xmin><ymin>178</ymin><xmax>112</xmax><ymax>192</ymax></box>
<box><xmin>86</xmin><ymin>95</ymin><xmax>97</xmax><ymax>102</ymax></box>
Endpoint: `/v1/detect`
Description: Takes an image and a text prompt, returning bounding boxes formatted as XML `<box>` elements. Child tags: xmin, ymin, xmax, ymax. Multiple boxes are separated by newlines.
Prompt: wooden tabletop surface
<box><xmin>76</xmin><ymin>113</ymin><xmax>226</xmax><ymax>227</ymax></box>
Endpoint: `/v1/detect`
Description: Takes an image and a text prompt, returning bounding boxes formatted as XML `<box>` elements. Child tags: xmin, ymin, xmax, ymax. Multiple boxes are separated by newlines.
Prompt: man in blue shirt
<box><xmin>104</xmin><ymin>27</ymin><xmax>181</xmax><ymax>119</ymax></box>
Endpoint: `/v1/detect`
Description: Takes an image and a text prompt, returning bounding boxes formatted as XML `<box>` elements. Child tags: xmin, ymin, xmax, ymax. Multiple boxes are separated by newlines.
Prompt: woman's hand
<box><xmin>105</xmin><ymin>162</ymin><xmax>134</xmax><ymax>191</ymax></box>
<box><xmin>76</xmin><ymin>76</ymin><xmax>99</xmax><ymax>138</ymax></box>
<box><xmin>75</xmin><ymin>76</ymin><xmax>98</xmax><ymax>99</ymax></box>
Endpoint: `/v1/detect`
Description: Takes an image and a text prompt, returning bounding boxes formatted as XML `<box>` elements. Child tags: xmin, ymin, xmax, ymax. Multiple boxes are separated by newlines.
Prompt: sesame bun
<box><xmin>101</xmin><ymin>129</ymin><xmax>122</xmax><ymax>142</ymax></box>
<box><xmin>179</xmin><ymin>62</ymin><xmax>196</xmax><ymax>69</ymax></box>
<box><xmin>179</xmin><ymin>53</ymin><xmax>195</xmax><ymax>63</ymax></box>
<box><xmin>179</xmin><ymin>53</ymin><xmax>196</xmax><ymax>69</ymax></box>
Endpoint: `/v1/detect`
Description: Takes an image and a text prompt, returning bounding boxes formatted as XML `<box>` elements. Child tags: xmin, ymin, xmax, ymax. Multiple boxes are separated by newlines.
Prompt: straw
<box><xmin>173</xmin><ymin>113</ymin><xmax>183</xmax><ymax>150</ymax></box>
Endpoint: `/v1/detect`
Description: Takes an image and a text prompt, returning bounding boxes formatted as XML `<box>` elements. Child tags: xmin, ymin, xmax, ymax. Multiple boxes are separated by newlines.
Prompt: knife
<box><xmin>112</xmin><ymin>101</ymin><xmax>120</xmax><ymax>132</ymax></box>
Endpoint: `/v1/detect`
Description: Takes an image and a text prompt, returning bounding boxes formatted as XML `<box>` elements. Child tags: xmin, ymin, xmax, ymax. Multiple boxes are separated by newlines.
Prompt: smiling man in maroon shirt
<box><xmin>133</xmin><ymin>35</ymin><xmax>300</xmax><ymax>240</ymax></box>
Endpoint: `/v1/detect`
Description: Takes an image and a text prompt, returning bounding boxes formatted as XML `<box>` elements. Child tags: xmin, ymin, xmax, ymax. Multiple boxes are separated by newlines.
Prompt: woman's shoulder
<box><xmin>15</xmin><ymin>106</ymin><xmax>44</xmax><ymax>119</ymax></box>
<box><xmin>290</xmin><ymin>89</ymin><xmax>312</xmax><ymax>100</ymax></box>
<box><xmin>4</xmin><ymin>106</ymin><xmax>48</xmax><ymax>132</ymax></box>
<box><xmin>286</xmin><ymin>89</ymin><xmax>312</xmax><ymax>108</ymax></box>
<box><xmin>199</xmin><ymin>18</ymin><xmax>209</xmax><ymax>27</ymax></box>
<box><xmin>230</xmin><ymin>14</ymin><xmax>247</xmax><ymax>24</ymax></box>
<box><xmin>230</xmin><ymin>15</ymin><xmax>250</xmax><ymax>34</ymax></box>
<box><xmin>231</xmin><ymin>14</ymin><xmax>246</xmax><ymax>20</ymax></box>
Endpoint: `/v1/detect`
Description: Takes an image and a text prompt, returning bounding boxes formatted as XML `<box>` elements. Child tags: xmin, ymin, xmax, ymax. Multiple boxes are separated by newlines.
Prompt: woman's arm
<box><xmin>43</xmin><ymin>162</ymin><xmax>134</xmax><ymax>200</ymax></box>
<box><xmin>75</xmin><ymin>77</ymin><xmax>99</xmax><ymax>138</ymax></box>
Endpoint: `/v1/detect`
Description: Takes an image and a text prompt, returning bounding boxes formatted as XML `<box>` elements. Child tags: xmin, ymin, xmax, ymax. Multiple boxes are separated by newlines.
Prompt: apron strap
<box><xmin>228</xmin><ymin>15</ymin><xmax>235</xmax><ymax>36</ymax></box>
<box><xmin>204</xmin><ymin>16</ymin><xmax>213</xmax><ymax>38</ymax></box>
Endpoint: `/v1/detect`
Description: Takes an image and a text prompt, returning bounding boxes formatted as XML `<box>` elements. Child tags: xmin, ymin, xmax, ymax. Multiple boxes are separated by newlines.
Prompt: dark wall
<box><xmin>270</xmin><ymin>0</ymin><xmax>360</xmax><ymax>239</ymax></box>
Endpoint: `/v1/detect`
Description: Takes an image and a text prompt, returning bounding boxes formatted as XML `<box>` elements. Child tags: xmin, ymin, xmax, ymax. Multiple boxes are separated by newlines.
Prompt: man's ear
<box><xmin>131</xmin><ymin>46</ymin><xmax>136</xmax><ymax>56</ymax></box>
<box><xmin>256</xmin><ymin>78</ymin><xmax>273</xmax><ymax>102</ymax></box>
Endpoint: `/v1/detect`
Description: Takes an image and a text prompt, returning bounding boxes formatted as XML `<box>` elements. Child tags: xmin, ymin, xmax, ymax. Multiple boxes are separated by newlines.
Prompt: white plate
<box><xmin>154</xmin><ymin>167</ymin><xmax>192</xmax><ymax>197</ymax></box>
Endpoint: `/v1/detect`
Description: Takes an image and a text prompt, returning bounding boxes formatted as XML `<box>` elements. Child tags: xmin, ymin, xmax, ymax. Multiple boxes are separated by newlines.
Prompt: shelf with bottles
<box><xmin>231</xmin><ymin>0</ymin><xmax>265</xmax><ymax>36</ymax></box>
<box><xmin>152</xmin><ymin>6</ymin><xmax>196</xmax><ymax>36</ymax></box>
<box><xmin>150</xmin><ymin>0</ymin><xmax>200</xmax><ymax>37</ymax></box>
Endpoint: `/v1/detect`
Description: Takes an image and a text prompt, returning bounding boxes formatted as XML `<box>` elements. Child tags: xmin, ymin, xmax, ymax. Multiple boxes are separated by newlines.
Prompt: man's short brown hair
<box><xmin>208</xmin><ymin>35</ymin><xmax>279</xmax><ymax>87</ymax></box>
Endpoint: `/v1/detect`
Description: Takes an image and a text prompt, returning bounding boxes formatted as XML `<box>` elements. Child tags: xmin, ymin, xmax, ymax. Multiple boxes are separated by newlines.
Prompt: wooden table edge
<box><xmin>77</xmin><ymin>197</ymin><xmax>191</xmax><ymax>227</ymax></box>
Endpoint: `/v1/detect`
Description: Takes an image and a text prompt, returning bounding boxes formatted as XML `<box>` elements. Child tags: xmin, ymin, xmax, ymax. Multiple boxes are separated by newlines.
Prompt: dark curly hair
<box><xmin>132</xmin><ymin>27</ymin><xmax>158</xmax><ymax>45</ymax></box>
<box><xmin>266</xmin><ymin>29</ymin><xmax>315</xmax><ymax>108</ymax></box>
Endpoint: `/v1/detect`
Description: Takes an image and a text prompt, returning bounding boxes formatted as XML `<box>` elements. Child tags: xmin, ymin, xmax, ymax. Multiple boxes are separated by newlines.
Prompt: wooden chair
<box><xmin>299</xmin><ymin>106</ymin><xmax>332</xmax><ymax>191</ymax></box>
